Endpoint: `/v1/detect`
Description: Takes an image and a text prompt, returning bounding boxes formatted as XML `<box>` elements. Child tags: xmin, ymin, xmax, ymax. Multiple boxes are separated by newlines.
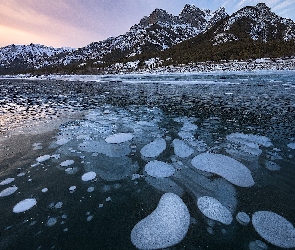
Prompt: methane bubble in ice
<box><xmin>249</xmin><ymin>240</ymin><xmax>268</xmax><ymax>250</ymax></box>
<box><xmin>82</xmin><ymin>172</ymin><xmax>97</xmax><ymax>182</ymax></box>
<box><xmin>36</xmin><ymin>155</ymin><xmax>51</xmax><ymax>163</ymax></box>
<box><xmin>131</xmin><ymin>193</ymin><xmax>190</xmax><ymax>249</ymax></box>
<box><xmin>47</xmin><ymin>217</ymin><xmax>57</xmax><ymax>227</ymax></box>
<box><xmin>172</xmin><ymin>139</ymin><xmax>194</xmax><ymax>158</ymax></box>
<box><xmin>287</xmin><ymin>143</ymin><xmax>295</xmax><ymax>149</ymax></box>
<box><xmin>0</xmin><ymin>185</ymin><xmax>18</xmax><ymax>197</ymax></box>
<box><xmin>197</xmin><ymin>196</ymin><xmax>233</xmax><ymax>225</ymax></box>
<box><xmin>264</xmin><ymin>161</ymin><xmax>281</xmax><ymax>171</ymax></box>
<box><xmin>252</xmin><ymin>211</ymin><xmax>295</xmax><ymax>248</ymax></box>
<box><xmin>236</xmin><ymin>212</ymin><xmax>250</xmax><ymax>225</ymax></box>
<box><xmin>191</xmin><ymin>153</ymin><xmax>255</xmax><ymax>187</ymax></box>
<box><xmin>145</xmin><ymin>160</ymin><xmax>175</xmax><ymax>178</ymax></box>
<box><xmin>13</xmin><ymin>198</ymin><xmax>37</xmax><ymax>213</ymax></box>
<box><xmin>0</xmin><ymin>178</ymin><xmax>15</xmax><ymax>185</ymax></box>
<box><xmin>140</xmin><ymin>138</ymin><xmax>166</xmax><ymax>158</ymax></box>
<box><xmin>60</xmin><ymin>160</ymin><xmax>74</xmax><ymax>167</ymax></box>
<box><xmin>226</xmin><ymin>133</ymin><xmax>273</xmax><ymax>147</ymax></box>
<box><xmin>105</xmin><ymin>133</ymin><xmax>134</xmax><ymax>144</ymax></box>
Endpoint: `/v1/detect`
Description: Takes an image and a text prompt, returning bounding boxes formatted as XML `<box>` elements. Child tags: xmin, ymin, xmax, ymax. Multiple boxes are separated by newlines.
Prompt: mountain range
<box><xmin>1</xmin><ymin>2</ymin><xmax>295</xmax><ymax>74</ymax></box>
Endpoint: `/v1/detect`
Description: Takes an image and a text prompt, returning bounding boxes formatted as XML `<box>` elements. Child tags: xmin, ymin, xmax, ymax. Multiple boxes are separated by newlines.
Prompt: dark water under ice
<box><xmin>0</xmin><ymin>72</ymin><xmax>295</xmax><ymax>250</ymax></box>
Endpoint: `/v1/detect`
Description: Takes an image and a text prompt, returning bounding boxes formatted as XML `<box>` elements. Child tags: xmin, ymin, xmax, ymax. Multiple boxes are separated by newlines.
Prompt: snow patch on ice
<box><xmin>131</xmin><ymin>193</ymin><xmax>190</xmax><ymax>249</ymax></box>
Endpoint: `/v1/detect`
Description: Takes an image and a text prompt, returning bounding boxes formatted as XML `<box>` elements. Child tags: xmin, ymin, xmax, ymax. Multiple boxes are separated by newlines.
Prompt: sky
<box><xmin>0</xmin><ymin>0</ymin><xmax>294</xmax><ymax>48</ymax></box>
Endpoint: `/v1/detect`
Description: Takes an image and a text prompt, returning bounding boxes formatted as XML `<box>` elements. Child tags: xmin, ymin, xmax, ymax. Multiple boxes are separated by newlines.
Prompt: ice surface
<box><xmin>145</xmin><ymin>160</ymin><xmax>175</xmax><ymax>178</ymax></box>
<box><xmin>36</xmin><ymin>155</ymin><xmax>51</xmax><ymax>162</ymax></box>
<box><xmin>227</xmin><ymin>133</ymin><xmax>273</xmax><ymax>147</ymax></box>
<box><xmin>131</xmin><ymin>193</ymin><xmax>190</xmax><ymax>249</ymax></box>
<box><xmin>249</xmin><ymin>240</ymin><xmax>268</xmax><ymax>250</ymax></box>
<box><xmin>0</xmin><ymin>185</ymin><xmax>18</xmax><ymax>197</ymax></box>
<box><xmin>140</xmin><ymin>138</ymin><xmax>166</xmax><ymax>158</ymax></box>
<box><xmin>105</xmin><ymin>133</ymin><xmax>134</xmax><ymax>144</ymax></box>
<box><xmin>60</xmin><ymin>160</ymin><xmax>74</xmax><ymax>167</ymax></box>
<box><xmin>236</xmin><ymin>212</ymin><xmax>250</xmax><ymax>225</ymax></box>
<box><xmin>197</xmin><ymin>196</ymin><xmax>233</xmax><ymax>225</ymax></box>
<box><xmin>0</xmin><ymin>178</ymin><xmax>14</xmax><ymax>185</ymax></box>
<box><xmin>47</xmin><ymin>217</ymin><xmax>57</xmax><ymax>227</ymax></box>
<box><xmin>264</xmin><ymin>161</ymin><xmax>281</xmax><ymax>171</ymax></box>
<box><xmin>252</xmin><ymin>211</ymin><xmax>295</xmax><ymax>248</ymax></box>
<box><xmin>82</xmin><ymin>172</ymin><xmax>97</xmax><ymax>181</ymax></box>
<box><xmin>287</xmin><ymin>143</ymin><xmax>295</xmax><ymax>149</ymax></box>
<box><xmin>191</xmin><ymin>153</ymin><xmax>255</xmax><ymax>187</ymax></box>
<box><xmin>13</xmin><ymin>198</ymin><xmax>37</xmax><ymax>213</ymax></box>
<box><xmin>172</xmin><ymin>139</ymin><xmax>194</xmax><ymax>158</ymax></box>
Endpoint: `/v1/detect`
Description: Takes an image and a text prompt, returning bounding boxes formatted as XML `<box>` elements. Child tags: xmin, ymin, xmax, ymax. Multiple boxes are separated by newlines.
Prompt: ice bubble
<box><xmin>131</xmin><ymin>193</ymin><xmax>190</xmax><ymax>249</ymax></box>
<box><xmin>41</xmin><ymin>188</ymin><xmax>48</xmax><ymax>193</ymax></box>
<box><xmin>17</xmin><ymin>172</ymin><xmax>25</xmax><ymax>177</ymax></box>
<box><xmin>60</xmin><ymin>160</ymin><xmax>74</xmax><ymax>167</ymax></box>
<box><xmin>0</xmin><ymin>185</ymin><xmax>18</xmax><ymax>197</ymax></box>
<box><xmin>82</xmin><ymin>172</ymin><xmax>96</xmax><ymax>181</ymax></box>
<box><xmin>87</xmin><ymin>187</ymin><xmax>95</xmax><ymax>193</ymax></box>
<box><xmin>172</xmin><ymin>139</ymin><xmax>194</xmax><ymax>158</ymax></box>
<box><xmin>105</xmin><ymin>133</ymin><xmax>134</xmax><ymax>144</ymax></box>
<box><xmin>145</xmin><ymin>160</ymin><xmax>175</xmax><ymax>178</ymax></box>
<box><xmin>181</xmin><ymin>121</ymin><xmax>198</xmax><ymax>132</ymax></box>
<box><xmin>287</xmin><ymin>143</ymin><xmax>295</xmax><ymax>149</ymax></box>
<box><xmin>55</xmin><ymin>137</ymin><xmax>71</xmax><ymax>145</ymax></box>
<box><xmin>32</xmin><ymin>143</ymin><xmax>42</xmax><ymax>150</ymax></box>
<box><xmin>13</xmin><ymin>198</ymin><xmax>37</xmax><ymax>213</ymax></box>
<box><xmin>249</xmin><ymin>240</ymin><xmax>268</xmax><ymax>250</ymax></box>
<box><xmin>69</xmin><ymin>186</ymin><xmax>76</xmax><ymax>193</ymax></box>
<box><xmin>106</xmin><ymin>197</ymin><xmax>111</xmax><ymax>202</ymax></box>
<box><xmin>191</xmin><ymin>153</ymin><xmax>255</xmax><ymax>187</ymax></box>
<box><xmin>236</xmin><ymin>212</ymin><xmax>250</xmax><ymax>225</ymax></box>
<box><xmin>252</xmin><ymin>211</ymin><xmax>295</xmax><ymax>248</ymax></box>
<box><xmin>227</xmin><ymin>133</ymin><xmax>273</xmax><ymax>147</ymax></box>
<box><xmin>197</xmin><ymin>196</ymin><xmax>233</xmax><ymax>225</ymax></box>
<box><xmin>36</xmin><ymin>155</ymin><xmax>51</xmax><ymax>163</ymax></box>
<box><xmin>47</xmin><ymin>217</ymin><xmax>57</xmax><ymax>227</ymax></box>
<box><xmin>55</xmin><ymin>202</ymin><xmax>63</xmax><ymax>209</ymax></box>
<box><xmin>0</xmin><ymin>178</ymin><xmax>15</xmax><ymax>185</ymax></box>
<box><xmin>87</xmin><ymin>215</ymin><xmax>94</xmax><ymax>221</ymax></box>
<box><xmin>264</xmin><ymin>161</ymin><xmax>281</xmax><ymax>171</ymax></box>
<box><xmin>140</xmin><ymin>138</ymin><xmax>166</xmax><ymax>158</ymax></box>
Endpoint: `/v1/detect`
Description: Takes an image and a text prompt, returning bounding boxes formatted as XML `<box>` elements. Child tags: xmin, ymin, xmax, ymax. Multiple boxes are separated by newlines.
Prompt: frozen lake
<box><xmin>0</xmin><ymin>72</ymin><xmax>295</xmax><ymax>249</ymax></box>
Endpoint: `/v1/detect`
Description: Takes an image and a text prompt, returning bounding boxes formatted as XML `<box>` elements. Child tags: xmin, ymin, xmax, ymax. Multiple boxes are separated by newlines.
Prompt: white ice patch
<box><xmin>0</xmin><ymin>185</ymin><xmax>18</xmax><ymax>197</ymax></box>
<box><xmin>197</xmin><ymin>196</ymin><xmax>233</xmax><ymax>225</ymax></box>
<box><xmin>140</xmin><ymin>138</ymin><xmax>166</xmax><ymax>158</ymax></box>
<box><xmin>60</xmin><ymin>160</ymin><xmax>74</xmax><ymax>167</ymax></box>
<box><xmin>105</xmin><ymin>133</ymin><xmax>133</xmax><ymax>144</ymax></box>
<box><xmin>131</xmin><ymin>193</ymin><xmax>190</xmax><ymax>249</ymax></box>
<box><xmin>82</xmin><ymin>171</ymin><xmax>97</xmax><ymax>181</ymax></box>
<box><xmin>13</xmin><ymin>198</ymin><xmax>37</xmax><ymax>213</ymax></box>
<box><xmin>0</xmin><ymin>178</ymin><xmax>14</xmax><ymax>185</ymax></box>
<box><xmin>36</xmin><ymin>155</ymin><xmax>51</xmax><ymax>162</ymax></box>
<box><xmin>252</xmin><ymin>211</ymin><xmax>295</xmax><ymax>248</ymax></box>
<box><xmin>236</xmin><ymin>212</ymin><xmax>250</xmax><ymax>225</ymax></box>
<box><xmin>191</xmin><ymin>153</ymin><xmax>255</xmax><ymax>187</ymax></box>
<box><xmin>41</xmin><ymin>188</ymin><xmax>48</xmax><ymax>193</ymax></box>
<box><xmin>172</xmin><ymin>139</ymin><xmax>194</xmax><ymax>158</ymax></box>
<box><xmin>287</xmin><ymin>143</ymin><xmax>295</xmax><ymax>149</ymax></box>
<box><xmin>227</xmin><ymin>133</ymin><xmax>273</xmax><ymax>147</ymax></box>
<box><xmin>145</xmin><ymin>160</ymin><xmax>175</xmax><ymax>178</ymax></box>
<box><xmin>69</xmin><ymin>186</ymin><xmax>76</xmax><ymax>193</ymax></box>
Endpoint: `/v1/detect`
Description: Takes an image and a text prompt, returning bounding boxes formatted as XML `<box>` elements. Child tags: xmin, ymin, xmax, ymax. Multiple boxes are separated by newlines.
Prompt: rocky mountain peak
<box><xmin>256</xmin><ymin>3</ymin><xmax>271</xmax><ymax>12</ymax></box>
<box><xmin>139</xmin><ymin>8</ymin><xmax>175</xmax><ymax>27</ymax></box>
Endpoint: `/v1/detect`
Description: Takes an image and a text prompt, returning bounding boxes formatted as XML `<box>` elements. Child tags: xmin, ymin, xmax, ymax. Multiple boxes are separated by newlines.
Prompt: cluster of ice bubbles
<box><xmin>1</xmin><ymin>104</ymin><xmax>295</xmax><ymax>249</ymax></box>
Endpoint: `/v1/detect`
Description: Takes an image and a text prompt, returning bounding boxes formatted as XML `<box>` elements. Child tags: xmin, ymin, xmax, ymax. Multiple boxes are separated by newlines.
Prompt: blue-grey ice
<box><xmin>145</xmin><ymin>160</ymin><xmax>175</xmax><ymax>178</ymax></box>
<box><xmin>172</xmin><ymin>139</ymin><xmax>194</xmax><ymax>158</ymax></box>
<box><xmin>60</xmin><ymin>160</ymin><xmax>74</xmax><ymax>167</ymax></box>
<box><xmin>287</xmin><ymin>143</ymin><xmax>295</xmax><ymax>149</ymax></box>
<box><xmin>197</xmin><ymin>196</ymin><xmax>233</xmax><ymax>225</ymax></box>
<box><xmin>264</xmin><ymin>160</ymin><xmax>281</xmax><ymax>171</ymax></box>
<box><xmin>36</xmin><ymin>155</ymin><xmax>51</xmax><ymax>162</ymax></box>
<box><xmin>81</xmin><ymin>171</ymin><xmax>97</xmax><ymax>181</ymax></box>
<box><xmin>252</xmin><ymin>211</ymin><xmax>295</xmax><ymax>248</ymax></box>
<box><xmin>105</xmin><ymin>133</ymin><xmax>133</xmax><ymax>144</ymax></box>
<box><xmin>0</xmin><ymin>178</ymin><xmax>14</xmax><ymax>185</ymax></box>
<box><xmin>47</xmin><ymin>217</ymin><xmax>57</xmax><ymax>227</ymax></box>
<box><xmin>13</xmin><ymin>198</ymin><xmax>37</xmax><ymax>213</ymax></box>
<box><xmin>131</xmin><ymin>193</ymin><xmax>190</xmax><ymax>249</ymax></box>
<box><xmin>191</xmin><ymin>153</ymin><xmax>255</xmax><ymax>187</ymax></box>
<box><xmin>140</xmin><ymin>138</ymin><xmax>166</xmax><ymax>158</ymax></box>
<box><xmin>236</xmin><ymin>212</ymin><xmax>250</xmax><ymax>225</ymax></box>
<box><xmin>0</xmin><ymin>185</ymin><xmax>18</xmax><ymax>197</ymax></box>
<box><xmin>226</xmin><ymin>133</ymin><xmax>273</xmax><ymax>147</ymax></box>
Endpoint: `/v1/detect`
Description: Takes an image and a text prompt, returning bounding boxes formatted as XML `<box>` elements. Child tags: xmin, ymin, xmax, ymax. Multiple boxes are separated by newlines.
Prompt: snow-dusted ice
<box><xmin>252</xmin><ymin>211</ymin><xmax>295</xmax><ymax>248</ymax></box>
<box><xmin>81</xmin><ymin>171</ymin><xmax>97</xmax><ymax>181</ymax></box>
<box><xmin>131</xmin><ymin>193</ymin><xmax>190</xmax><ymax>249</ymax></box>
<box><xmin>36</xmin><ymin>155</ymin><xmax>51</xmax><ymax>162</ymax></box>
<box><xmin>0</xmin><ymin>185</ymin><xmax>18</xmax><ymax>197</ymax></box>
<box><xmin>105</xmin><ymin>133</ymin><xmax>134</xmax><ymax>144</ymax></box>
<box><xmin>145</xmin><ymin>160</ymin><xmax>175</xmax><ymax>178</ymax></box>
<box><xmin>287</xmin><ymin>142</ymin><xmax>295</xmax><ymax>149</ymax></box>
<box><xmin>191</xmin><ymin>153</ymin><xmax>255</xmax><ymax>187</ymax></box>
<box><xmin>197</xmin><ymin>196</ymin><xmax>233</xmax><ymax>225</ymax></box>
<box><xmin>13</xmin><ymin>198</ymin><xmax>37</xmax><ymax>213</ymax></box>
<box><xmin>60</xmin><ymin>160</ymin><xmax>74</xmax><ymax>167</ymax></box>
<box><xmin>0</xmin><ymin>178</ymin><xmax>15</xmax><ymax>185</ymax></box>
<box><xmin>140</xmin><ymin>138</ymin><xmax>166</xmax><ymax>158</ymax></box>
